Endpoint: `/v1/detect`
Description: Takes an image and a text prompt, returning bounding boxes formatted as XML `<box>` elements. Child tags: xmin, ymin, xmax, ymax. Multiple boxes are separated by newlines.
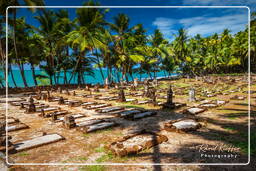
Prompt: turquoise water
<box><xmin>0</xmin><ymin>69</ymin><xmax>177</xmax><ymax>87</ymax></box>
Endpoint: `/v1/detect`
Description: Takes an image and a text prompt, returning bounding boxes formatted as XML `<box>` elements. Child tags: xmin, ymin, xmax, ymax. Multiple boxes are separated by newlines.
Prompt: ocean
<box><xmin>0</xmin><ymin>69</ymin><xmax>177</xmax><ymax>88</ymax></box>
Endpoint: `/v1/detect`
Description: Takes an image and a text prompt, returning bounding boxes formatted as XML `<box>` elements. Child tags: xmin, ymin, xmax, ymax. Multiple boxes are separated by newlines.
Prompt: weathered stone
<box><xmin>118</xmin><ymin>88</ymin><xmax>126</xmax><ymax>102</ymax></box>
<box><xmin>162</xmin><ymin>85</ymin><xmax>175</xmax><ymax>109</ymax></box>
<box><xmin>188</xmin><ymin>88</ymin><xmax>196</xmax><ymax>102</ymax></box>
<box><xmin>58</xmin><ymin>96</ymin><xmax>65</xmax><ymax>105</ymax></box>
<box><xmin>63</xmin><ymin>115</ymin><xmax>76</xmax><ymax>129</ymax></box>
<box><xmin>164</xmin><ymin>119</ymin><xmax>201</xmax><ymax>133</ymax></box>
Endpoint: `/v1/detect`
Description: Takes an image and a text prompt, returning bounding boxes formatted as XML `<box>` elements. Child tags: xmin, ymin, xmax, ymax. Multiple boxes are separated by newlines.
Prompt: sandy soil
<box><xmin>0</xmin><ymin>75</ymin><xmax>255</xmax><ymax>171</ymax></box>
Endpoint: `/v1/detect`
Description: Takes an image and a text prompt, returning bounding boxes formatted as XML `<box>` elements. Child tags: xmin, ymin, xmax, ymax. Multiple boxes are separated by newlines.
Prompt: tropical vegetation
<box><xmin>0</xmin><ymin>0</ymin><xmax>255</xmax><ymax>88</ymax></box>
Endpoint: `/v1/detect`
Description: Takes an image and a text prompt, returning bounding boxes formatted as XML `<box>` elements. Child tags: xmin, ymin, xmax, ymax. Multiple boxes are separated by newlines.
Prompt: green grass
<box><xmin>17</xmin><ymin>152</ymin><xmax>29</xmax><ymax>156</ymax></box>
<box><xmin>223</xmin><ymin>127</ymin><xmax>236</xmax><ymax>131</ymax></box>
<box><xmin>94</xmin><ymin>146</ymin><xmax>105</xmax><ymax>153</ymax></box>
<box><xmin>96</xmin><ymin>152</ymin><xmax>114</xmax><ymax>163</ymax></box>
<box><xmin>79</xmin><ymin>165</ymin><xmax>105</xmax><ymax>171</ymax></box>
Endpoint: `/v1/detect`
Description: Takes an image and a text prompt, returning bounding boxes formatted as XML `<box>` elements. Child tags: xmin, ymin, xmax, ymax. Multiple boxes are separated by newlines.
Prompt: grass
<box><xmin>17</xmin><ymin>152</ymin><xmax>29</xmax><ymax>156</ymax></box>
<box><xmin>96</xmin><ymin>153</ymin><xmax>113</xmax><ymax>163</ymax></box>
<box><xmin>223</xmin><ymin>127</ymin><xmax>237</xmax><ymax>131</ymax></box>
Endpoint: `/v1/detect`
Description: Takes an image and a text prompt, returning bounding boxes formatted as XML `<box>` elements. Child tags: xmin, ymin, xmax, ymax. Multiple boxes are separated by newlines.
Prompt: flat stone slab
<box><xmin>81</xmin><ymin>102</ymin><xmax>97</xmax><ymax>107</ymax></box>
<box><xmin>164</xmin><ymin>119</ymin><xmax>201</xmax><ymax>133</ymax></box>
<box><xmin>107</xmin><ymin>132</ymin><xmax>168</xmax><ymax>157</ymax></box>
<box><xmin>231</xmin><ymin>96</ymin><xmax>246</xmax><ymax>100</ymax></box>
<box><xmin>96</xmin><ymin>107</ymin><xmax>124</xmax><ymax>113</ymax></box>
<box><xmin>77</xmin><ymin>121</ymin><xmax>116</xmax><ymax>133</ymax></box>
<box><xmin>0</xmin><ymin>98</ymin><xmax>25</xmax><ymax>103</ymax></box>
<box><xmin>136</xmin><ymin>100</ymin><xmax>151</xmax><ymax>105</ymax></box>
<box><xmin>199</xmin><ymin>103</ymin><xmax>218</xmax><ymax>108</ymax></box>
<box><xmin>6</xmin><ymin>123</ymin><xmax>29</xmax><ymax>132</ymax></box>
<box><xmin>216</xmin><ymin>100</ymin><xmax>227</xmax><ymax>105</ymax></box>
<box><xmin>13</xmin><ymin>134</ymin><xmax>64</xmax><ymax>152</ymax></box>
<box><xmin>86</xmin><ymin>104</ymin><xmax>111</xmax><ymax>110</ymax></box>
<box><xmin>125</xmin><ymin>98</ymin><xmax>136</xmax><ymax>102</ymax></box>
<box><xmin>96</xmin><ymin>96</ymin><xmax>111</xmax><ymax>100</ymax></box>
<box><xmin>200</xmin><ymin>100</ymin><xmax>212</xmax><ymax>104</ymax></box>
<box><xmin>44</xmin><ymin>110</ymin><xmax>68</xmax><ymax>117</ymax></box>
<box><xmin>76</xmin><ymin>119</ymin><xmax>105</xmax><ymax>127</ymax></box>
<box><xmin>55</xmin><ymin>114</ymin><xmax>86</xmax><ymax>122</ymax></box>
<box><xmin>184</xmin><ymin>107</ymin><xmax>206</xmax><ymax>115</ymax></box>
<box><xmin>132</xmin><ymin>111</ymin><xmax>157</xmax><ymax>120</ymax></box>
<box><xmin>119</xmin><ymin>110</ymin><xmax>142</xmax><ymax>118</ymax></box>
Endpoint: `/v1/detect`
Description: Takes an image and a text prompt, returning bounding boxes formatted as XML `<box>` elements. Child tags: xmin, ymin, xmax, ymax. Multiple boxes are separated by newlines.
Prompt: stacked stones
<box><xmin>63</xmin><ymin>115</ymin><xmax>76</xmax><ymax>129</ymax></box>
<box><xmin>26</xmin><ymin>96</ymin><xmax>36</xmax><ymax>113</ymax></box>
<box><xmin>149</xmin><ymin>88</ymin><xmax>157</xmax><ymax>106</ymax></box>
<box><xmin>58</xmin><ymin>96</ymin><xmax>65</xmax><ymax>105</ymax></box>
<box><xmin>118</xmin><ymin>88</ymin><xmax>126</xmax><ymax>102</ymax></box>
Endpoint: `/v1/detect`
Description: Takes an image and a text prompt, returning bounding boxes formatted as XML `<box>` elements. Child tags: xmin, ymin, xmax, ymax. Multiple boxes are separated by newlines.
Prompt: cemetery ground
<box><xmin>0</xmin><ymin>75</ymin><xmax>256</xmax><ymax>171</ymax></box>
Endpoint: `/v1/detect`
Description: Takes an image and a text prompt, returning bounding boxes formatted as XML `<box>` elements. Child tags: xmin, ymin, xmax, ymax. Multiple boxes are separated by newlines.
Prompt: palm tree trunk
<box><xmin>64</xmin><ymin>70</ymin><xmax>67</xmax><ymax>84</ymax></box>
<box><xmin>31</xmin><ymin>64</ymin><xmax>38</xmax><ymax>86</ymax></box>
<box><xmin>95</xmin><ymin>50</ymin><xmax>104</xmax><ymax>82</ymax></box>
<box><xmin>9</xmin><ymin>64</ymin><xmax>17</xmax><ymax>88</ymax></box>
<box><xmin>13</xmin><ymin>10</ymin><xmax>28</xmax><ymax>87</ymax></box>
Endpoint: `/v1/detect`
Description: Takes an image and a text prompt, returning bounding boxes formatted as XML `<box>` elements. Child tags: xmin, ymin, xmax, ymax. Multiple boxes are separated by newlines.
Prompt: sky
<box><xmin>12</xmin><ymin>0</ymin><xmax>254</xmax><ymax>39</ymax></box>
<box><xmin>8</xmin><ymin>0</ymin><xmax>255</xmax><ymax>70</ymax></box>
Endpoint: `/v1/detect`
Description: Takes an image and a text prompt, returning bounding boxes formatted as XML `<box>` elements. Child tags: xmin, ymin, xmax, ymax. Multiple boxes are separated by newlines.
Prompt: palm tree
<box><xmin>4</xmin><ymin>0</ymin><xmax>45</xmax><ymax>87</ymax></box>
<box><xmin>66</xmin><ymin>0</ymin><xmax>108</xmax><ymax>83</ymax></box>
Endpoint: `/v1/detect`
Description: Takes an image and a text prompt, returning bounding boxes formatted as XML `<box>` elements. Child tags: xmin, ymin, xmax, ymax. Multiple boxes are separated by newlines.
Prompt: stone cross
<box><xmin>162</xmin><ymin>85</ymin><xmax>175</xmax><ymax>109</ymax></box>
<box><xmin>189</xmin><ymin>88</ymin><xmax>196</xmax><ymax>102</ymax></box>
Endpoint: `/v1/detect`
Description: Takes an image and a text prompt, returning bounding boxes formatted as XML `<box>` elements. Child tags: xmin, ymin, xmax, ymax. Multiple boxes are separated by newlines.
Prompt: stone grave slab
<box><xmin>164</xmin><ymin>119</ymin><xmax>201</xmax><ymax>133</ymax></box>
<box><xmin>132</xmin><ymin>111</ymin><xmax>157</xmax><ymax>120</ymax></box>
<box><xmin>81</xmin><ymin>102</ymin><xmax>97</xmax><ymax>107</ymax></box>
<box><xmin>6</xmin><ymin>123</ymin><xmax>29</xmax><ymax>132</ymax></box>
<box><xmin>54</xmin><ymin>114</ymin><xmax>86</xmax><ymax>122</ymax></box>
<box><xmin>13</xmin><ymin>133</ymin><xmax>64</xmax><ymax>152</ymax></box>
<box><xmin>86</xmin><ymin>104</ymin><xmax>111</xmax><ymax>110</ymax></box>
<box><xmin>231</xmin><ymin>95</ymin><xmax>246</xmax><ymax>100</ymax></box>
<box><xmin>96</xmin><ymin>106</ymin><xmax>124</xmax><ymax>113</ymax></box>
<box><xmin>76</xmin><ymin>119</ymin><xmax>105</xmax><ymax>127</ymax></box>
<box><xmin>43</xmin><ymin>110</ymin><xmax>68</xmax><ymax>117</ymax></box>
<box><xmin>76</xmin><ymin>121</ymin><xmax>117</xmax><ymax>133</ymax></box>
<box><xmin>106</xmin><ymin>131</ymin><xmax>168</xmax><ymax>157</ymax></box>
<box><xmin>184</xmin><ymin>107</ymin><xmax>206</xmax><ymax>115</ymax></box>
<box><xmin>199</xmin><ymin>103</ymin><xmax>218</xmax><ymax>108</ymax></box>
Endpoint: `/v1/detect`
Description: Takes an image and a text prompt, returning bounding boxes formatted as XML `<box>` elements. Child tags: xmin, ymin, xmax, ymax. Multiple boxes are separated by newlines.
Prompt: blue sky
<box><xmin>13</xmin><ymin>0</ymin><xmax>254</xmax><ymax>40</ymax></box>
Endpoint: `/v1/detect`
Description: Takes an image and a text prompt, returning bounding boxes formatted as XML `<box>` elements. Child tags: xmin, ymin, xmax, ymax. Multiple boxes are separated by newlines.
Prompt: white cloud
<box><xmin>182</xmin><ymin>0</ymin><xmax>255</xmax><ymax>6</ymax></box>
<box><xmin>182</xmin><ymin>0</ymin><xmax>256</xmax><ymax>11</ymax></box>
<box><xmin>181</xmin><ymin>14</ymin><xmax>248</xmax><ymax>36</ymax></box>
<box><xmin>152</xmin><ymin>13</ymin><xmax>248</xmax><ymax>38</ymax></box>
<box><xmin>152</xmin><ymin>17</ymin><xmax>177</xmax><ymax>39</ymax></box>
